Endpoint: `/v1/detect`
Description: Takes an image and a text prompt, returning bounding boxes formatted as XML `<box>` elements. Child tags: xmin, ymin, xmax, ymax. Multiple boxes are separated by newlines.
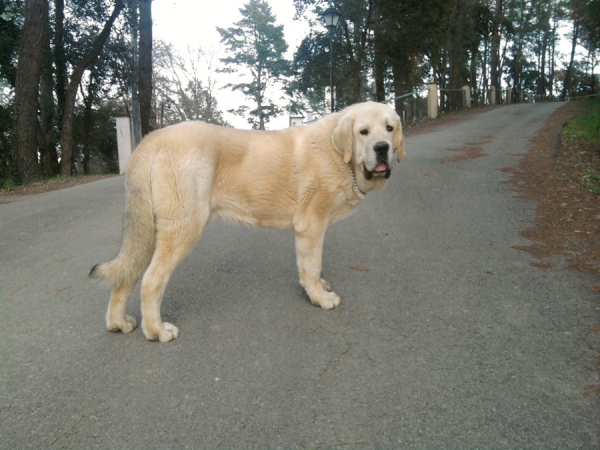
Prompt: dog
<box><xmin>90</xmin><ymin>101</ymin><xmax>406</xmax><ymax>342</ymax></box>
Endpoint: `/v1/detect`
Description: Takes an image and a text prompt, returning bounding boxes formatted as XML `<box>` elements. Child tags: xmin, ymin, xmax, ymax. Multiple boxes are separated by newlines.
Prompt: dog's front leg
<box><xmin>294</xmin><ymin>221</ymin><xmax>341</xmax><ymax>309</ymax></box>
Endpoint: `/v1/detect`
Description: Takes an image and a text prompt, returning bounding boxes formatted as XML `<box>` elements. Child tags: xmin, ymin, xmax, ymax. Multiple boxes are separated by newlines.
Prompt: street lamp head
<box><xmin>322</xmin><ymin>7</ymin><xmax>340</xmax><ymax>29</ymax></box>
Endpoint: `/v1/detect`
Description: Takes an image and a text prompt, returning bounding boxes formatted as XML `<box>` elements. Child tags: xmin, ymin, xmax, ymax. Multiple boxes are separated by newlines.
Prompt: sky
<box><xmin>151</xmin><ymin>0</ymin><xmax>314</xmax><ymax>129</ymax></box>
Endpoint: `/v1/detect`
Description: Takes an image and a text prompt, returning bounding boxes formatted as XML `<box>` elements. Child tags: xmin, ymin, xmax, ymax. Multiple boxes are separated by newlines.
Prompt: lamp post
<box><xmin>322</xmin><ymin>7</ymin><xmax>340</xmax><ymax>113</ymax></box>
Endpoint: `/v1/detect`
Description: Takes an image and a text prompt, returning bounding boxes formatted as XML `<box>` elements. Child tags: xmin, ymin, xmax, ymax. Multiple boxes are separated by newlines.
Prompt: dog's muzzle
<box><xmin>364</xmin><ymin>141</ymin><xmax>392</xmax><ymax>180</ymax></box>
<box><xmin>363</xmin><ymin>163</ymin><xmax>391</xmax><ymax>180</ymax></box>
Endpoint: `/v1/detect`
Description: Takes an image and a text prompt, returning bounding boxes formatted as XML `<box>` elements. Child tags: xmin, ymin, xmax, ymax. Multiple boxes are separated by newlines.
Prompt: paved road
<box><xmin>1</xmin><ymin>103</ymin><xmax>599</xmax><ymax>449</ymax></box>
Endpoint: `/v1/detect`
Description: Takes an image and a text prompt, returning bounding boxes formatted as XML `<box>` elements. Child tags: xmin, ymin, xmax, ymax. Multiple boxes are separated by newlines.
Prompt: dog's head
<box><xmin>332</xmin><ymin>102</ymin><xmax>406</xmax><ymax>190</ymax></box>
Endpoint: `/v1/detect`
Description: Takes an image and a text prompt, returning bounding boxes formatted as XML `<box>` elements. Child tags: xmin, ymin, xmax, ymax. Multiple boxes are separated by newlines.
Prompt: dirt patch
<box><xmin>506</xmin><ymin>102</ymin><xmax>600</xmax><ymax>285</ymax></box>
<box><xmin>505</xmin><ymin>101</ymin><xmax>599</xmax><ymax>392</ymax></box>
<box><xmin>0</xmin><ymin>174</ymin><xmax>118</xmax><ymax>197</ymax></box>
<box><xmin>442</xmin><ymin>146</ymin><xmax>487</xmax><ymax>163</ymax></box>
<box><xmin>349</xmin><ymin>265</ymin><xmax>370</xmax><ymax>272</ymax></box>
<box><xmin>442</xmin><ymin>139</ymin><xmax>493</xmax><ymax>164</ymax></box>
<box><xmin>530</xmin><ymin>259</ymin><xmax>555</xmax><ymax>270</ymax></box>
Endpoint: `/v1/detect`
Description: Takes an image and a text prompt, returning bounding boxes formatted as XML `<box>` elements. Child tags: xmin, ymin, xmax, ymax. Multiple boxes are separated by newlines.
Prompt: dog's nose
<box><xmin>374</xmin><ymin>141</ymin><xmax>389</xmax><ymax>155</ymax></box>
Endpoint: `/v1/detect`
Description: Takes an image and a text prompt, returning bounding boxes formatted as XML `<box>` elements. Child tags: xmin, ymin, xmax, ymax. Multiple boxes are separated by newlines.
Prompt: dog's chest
<box><xmin>330</xmin><ymin>197</ymin><xmax>361</xmax><ymax>224</ymax></box>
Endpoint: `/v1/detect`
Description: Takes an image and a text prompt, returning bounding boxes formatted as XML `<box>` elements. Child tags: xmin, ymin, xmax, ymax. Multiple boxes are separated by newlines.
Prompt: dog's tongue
<box><xmin>374</xmin><ymin>162</ymin><xmax>388</xmax><ymax>172</ymax></box>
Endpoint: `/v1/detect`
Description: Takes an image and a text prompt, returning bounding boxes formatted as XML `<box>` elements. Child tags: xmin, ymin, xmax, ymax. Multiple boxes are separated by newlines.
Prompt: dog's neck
<box><xmin>349</xmin><ymin>164</ymin><xmax>367</xmax><ymax>196</ymax></box>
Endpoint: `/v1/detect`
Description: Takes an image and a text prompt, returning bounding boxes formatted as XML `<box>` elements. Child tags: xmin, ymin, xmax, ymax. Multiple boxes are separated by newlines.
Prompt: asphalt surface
<box><xmin>1</xmin><ymin>103</ymin><xmax>599</xmax><ymax>449</ymax></box>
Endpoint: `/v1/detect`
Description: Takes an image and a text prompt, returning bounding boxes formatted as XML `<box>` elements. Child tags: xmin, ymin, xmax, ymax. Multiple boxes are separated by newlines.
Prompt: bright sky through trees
<box><xmin>152</xmin><ymin>0</ymin><xmax>311</xmax><ymax>129</ymax></box>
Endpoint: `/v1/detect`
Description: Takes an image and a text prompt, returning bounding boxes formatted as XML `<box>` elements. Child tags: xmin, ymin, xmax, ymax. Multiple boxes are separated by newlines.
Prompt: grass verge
<box><xmin>561</xmin><ymin>98</ymin><xmax>600</xmax><ymax>196</ymax></box>
<box><xmin>0</xmin><ymin>174</ymin><xmax>118</xmax><ymax>196</ymax></box>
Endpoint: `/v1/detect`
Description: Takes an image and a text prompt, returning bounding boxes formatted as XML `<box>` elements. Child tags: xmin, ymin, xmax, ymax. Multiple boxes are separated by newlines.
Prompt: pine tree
<box><xmin>217</xmin><ymin>0</ymin><xmax>289</xmax><ymax>129</ymax></box>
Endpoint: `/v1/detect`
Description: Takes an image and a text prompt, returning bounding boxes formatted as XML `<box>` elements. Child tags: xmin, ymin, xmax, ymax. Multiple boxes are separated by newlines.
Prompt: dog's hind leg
<box><xmin>139</xmin><ymin>213</ymin><xmax>208</xmax><ymax>342</ymax></box>
<box><xmin>90</xmin><ymin>149</ymin><xmax>156</xmax><ymax>334</ymax></box>
<box><xmin>106</xmin><ymin>281</ymin><xmax>138</xmax><ymax>333</ymax></box>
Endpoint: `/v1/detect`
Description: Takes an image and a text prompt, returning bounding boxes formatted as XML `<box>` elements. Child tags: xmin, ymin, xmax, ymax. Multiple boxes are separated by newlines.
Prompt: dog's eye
<box><xmin>360</xmin><ymin>129</ymin><xmax>369</xmax><ymax>136</ymax></box>
<box><xmin>386</xmin><ymin>125</ymin><xmax>394</xmax><ymax>132</ymax></box>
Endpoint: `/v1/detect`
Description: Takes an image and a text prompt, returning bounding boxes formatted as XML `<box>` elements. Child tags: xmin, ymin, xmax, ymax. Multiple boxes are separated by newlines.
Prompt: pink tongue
<box><xmin>375</xmin><ymin>162</ymin><xmax>387</xmax><ymax>172</ymax></box>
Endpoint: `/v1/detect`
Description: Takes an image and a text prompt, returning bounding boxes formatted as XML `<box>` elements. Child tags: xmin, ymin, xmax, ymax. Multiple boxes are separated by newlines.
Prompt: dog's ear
<box><xmin>332</xmin><ymin>115</ymin><xmax>354</xmax><ymax>164</ymax></box>
<box><xmin>394</xmin><ymin>117</ymin><xmax>406</xmax><ymax>162</ymax></box>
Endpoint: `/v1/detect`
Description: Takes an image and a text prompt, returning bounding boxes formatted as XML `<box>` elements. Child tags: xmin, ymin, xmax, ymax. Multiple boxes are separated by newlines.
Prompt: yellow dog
<box><xmin>90</xmin><ymin>101</ymin><xmax>406</xmax><ymax>342</ymax></box>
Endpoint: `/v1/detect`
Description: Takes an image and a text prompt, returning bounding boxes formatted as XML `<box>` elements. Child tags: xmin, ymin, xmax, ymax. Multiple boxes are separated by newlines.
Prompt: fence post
<box><xmin>462</xmin><ymin>85</ymin><xmax>471</xmax><ymax>108</ymax></box>
<box><xmin>489</xmin><ymin>86</ymin><xmax>497</xmax><ymax>105</ymax></box>
<box><xmin>506</xmin><ymin>86</ymin><xmax>512</xmax><ymax>104</ymax></box>
<box><xmin>427</xmin><ymin>83</ymin><xmax>438</xmax><ymax>119</ymax></box>
<box><xmin>116</xmin><ymin>117</ymin><xmax>133</xmax><ymax>174</ymax></box>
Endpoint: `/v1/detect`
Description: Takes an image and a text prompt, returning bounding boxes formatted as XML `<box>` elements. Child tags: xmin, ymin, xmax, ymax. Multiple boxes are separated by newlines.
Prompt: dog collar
<box><xmin>350</xmin><ymin>165</ymin><xmax>366</xmax><ymax>196</ymax></box>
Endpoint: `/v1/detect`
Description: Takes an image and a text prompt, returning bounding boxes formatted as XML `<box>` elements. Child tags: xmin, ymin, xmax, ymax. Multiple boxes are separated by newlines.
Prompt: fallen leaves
<box><xmin>349</xmin><ymin>265</ymin><xmax>369</xmax><ymax>272</ymax></box>
<box><xmin>442</xmin><ymin>138</ymin><xmax>492</xmax><ymax>164</ymax></box>
<box><xmin>506</xmin><ymin>102</ymin><xmax>600</xmax><ymax>284</ymax></box>
<box><xmin>442</xmin><ymin>146</ymin><xmax>488</xmax><ymax>164</ymax></box>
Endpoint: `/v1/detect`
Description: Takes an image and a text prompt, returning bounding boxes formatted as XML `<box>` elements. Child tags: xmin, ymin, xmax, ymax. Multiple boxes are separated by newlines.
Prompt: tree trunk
<box><xmin>470</xmin><ymin>40</ymin><xmax>478</xmax><ymax>104</ymax></box>
<box><xmin>59</xmin><ymin>0</ymin><xmax>124</xmax><ymax>176</ymax></box>
<box><xmin>341</xmin><ymin>20</ymin><xmax>363</xmax><ymax>104</ymax></box>
<box><xmin>54</xmin><ymin>0</ymin><xmax>66</xmax><ymax>124</ymax></box>
<box><xmin>392</xmin><ymin>62</ymin><xmax>405</xmax><ymax>119</ymax></box>
<box><xmin>439</xmin><ymin>49</ymin><xmax>447</xmax><ymax>111</ymax></box>
<box><xmin>256</xmin><ymin>68</ymin><xmax>265</xmax><ymax>130</ymax></box>
<box><xmin>82</xmin><ymin>87</ymin><xmax>94</xmax><ymax>175</ymax></box>
<box><xmin>482</xmin><ymin>36</ymin><xmax>489</xmax><ymax>103</ymax></box>
<box><xmin>448</xmin><ymin>0</ymin><xmax>466</xmax><ymax>110</ymax></box>
<box><xmin>372</xmin><ymin>0</ymin><xmax>385</xmax><ymax>102</ymax></box>
<box><xmin>39</xmin><ymin>3</ymin><xmax>59</xmax><ymax>176</ymax></box>
<box><xmin>138</xmin><ymin>0</ymin><xmax>153</xmax><ymax>136</ymax></box>
<box><xmin>549</xmin><ymin>8</ymin><xmax>558</xmax><ymax>99</ymax></box>
<box><xmin>591</xmin><ymin>52</ymin><xmax>597</xmax><ymax>95</ymax></box>
<box><xmin>561</xmin><ymin>19</ymin><xmax>579</xmax><ymax>100</ymax></box>
<box><xmin>537</xmin><ymin>4</ymin><xmax>550</xmax><ymax>99</ymax></box>
<box><xmin>14</xmin><ymin>0</ymin><xmax>48</xmax><ymax>183</ymax></box>
<box><xmin>490</xmin><ymin>0</ymin><xmax>503</xmax><ymax>100</ymax></box>
<box><xmin>512</xmin><ymin>0</ymin><xmax>525</xmax><ymax>95</ymax></box>
<box><xmin>514</xmin><ymin>37</ymin><xmax>523</xmax><ymax>93</ymax></box>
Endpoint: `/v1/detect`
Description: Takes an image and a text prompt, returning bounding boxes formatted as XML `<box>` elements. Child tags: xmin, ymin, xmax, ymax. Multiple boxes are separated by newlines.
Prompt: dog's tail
<box><xmin>89</xmin><ymin>149</ymin><xmax>156</xmax><ymax>287</ymax></box>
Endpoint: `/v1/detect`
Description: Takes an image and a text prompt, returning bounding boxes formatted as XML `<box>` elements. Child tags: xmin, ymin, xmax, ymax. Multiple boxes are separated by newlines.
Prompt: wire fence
<box><xmin>381</xmin><ymin>88</ymin><xmax>428</xmax><ymax>125</ymax></box>
<box><xmin>293</xmin><ymin>84</ymin><xmax>586</xmax><ymax>128</ymax></box>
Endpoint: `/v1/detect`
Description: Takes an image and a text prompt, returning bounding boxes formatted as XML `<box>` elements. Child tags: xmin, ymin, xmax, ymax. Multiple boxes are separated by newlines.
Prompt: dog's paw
<box><xmin>320</xmin><ymin>278</ymin><xmax>332</xmax><ymax>291</ymax></box>
<box><xmin>158</xmin><ymin>323</ymin><xmax>180</xmax><ymax>342</ymax></box>
<box><xmin>143</xmin><ymin>321</ymin><xmax>179</xmax><ymax>343</ymax></box>
<box><xmin>107</xmin><ymin>315</ymin><xmax>138</xmax><ymax>334</ymax></box>
<box><xmin>312</xmin><ymin>291</ymin><xmax>341</xmax><ymax>310</ymax></box>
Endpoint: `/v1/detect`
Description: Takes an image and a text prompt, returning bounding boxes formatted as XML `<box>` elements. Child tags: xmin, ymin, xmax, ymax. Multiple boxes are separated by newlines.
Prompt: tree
<box><xmin>54</xmin><ymin>0</ymin><xmax>66</xmax><ymax>125</ymax></box>
<box><xmin>0</xmin><ymin>0</ymin><xmax>23</xmax><ymax>185</ymax></box>
<box><xmin>79</xmin><ymin>30</ymin><xmax>130</xmax><ymax>174</ymax></box>
<box><xmin>583</xmin><ymin>0</ymin><xmax>600</xmax><ymax>52</ymax></box>
<box><xmin>0</xmin><ymin>0</ymin><xmax>22</xmax><ymax>88</ymax></box>
<box><xmin>561</xmin><ymin>0</ymin><xmax>586</xmax><ymax>99</ymax></box>
<box><xmin>39</xmin><ymin>0</ymin><xmax>58</xmax><ymax>176</ymax></box>
<box><xmin>153</xmin><ymin>41</ymin><xmax>228</xmax><ymax>126</ymax></box>
<box><xmin>382</xmin><ymin>0</ymin><xmax>450</xmax><ymax>110</ymax></box>
<box><xmin>292</xmin><ymin>0</ymin><xmax>374</xmax><ymax>112</ymax></box>
<box><xmin>138</xmin><ymin>0</ymin><xmax>152</xmax><ymax>136</ymax></box>
<box><xmin>217</xmin><ymin>0</ymin><xmax>289</xmax><ymax>129</ymax></box>
<box><xmin>4</xmin><ymin>0</ymin><xmax>149</xmax><ymax>185</ymax></box>
<box><xmin>490</xmin><ymin>0</ymin><xmax>504</xmax><ymax>99</ymax></box>
<box><xmin>59</xmin><ymin>0</ymin><xmax>124</xmax><ymax>176</ymax></box>
<box><xmin>14</xmin><ymin>0</ymin><xmax>47</xmax><ymax>183</ymax></box>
